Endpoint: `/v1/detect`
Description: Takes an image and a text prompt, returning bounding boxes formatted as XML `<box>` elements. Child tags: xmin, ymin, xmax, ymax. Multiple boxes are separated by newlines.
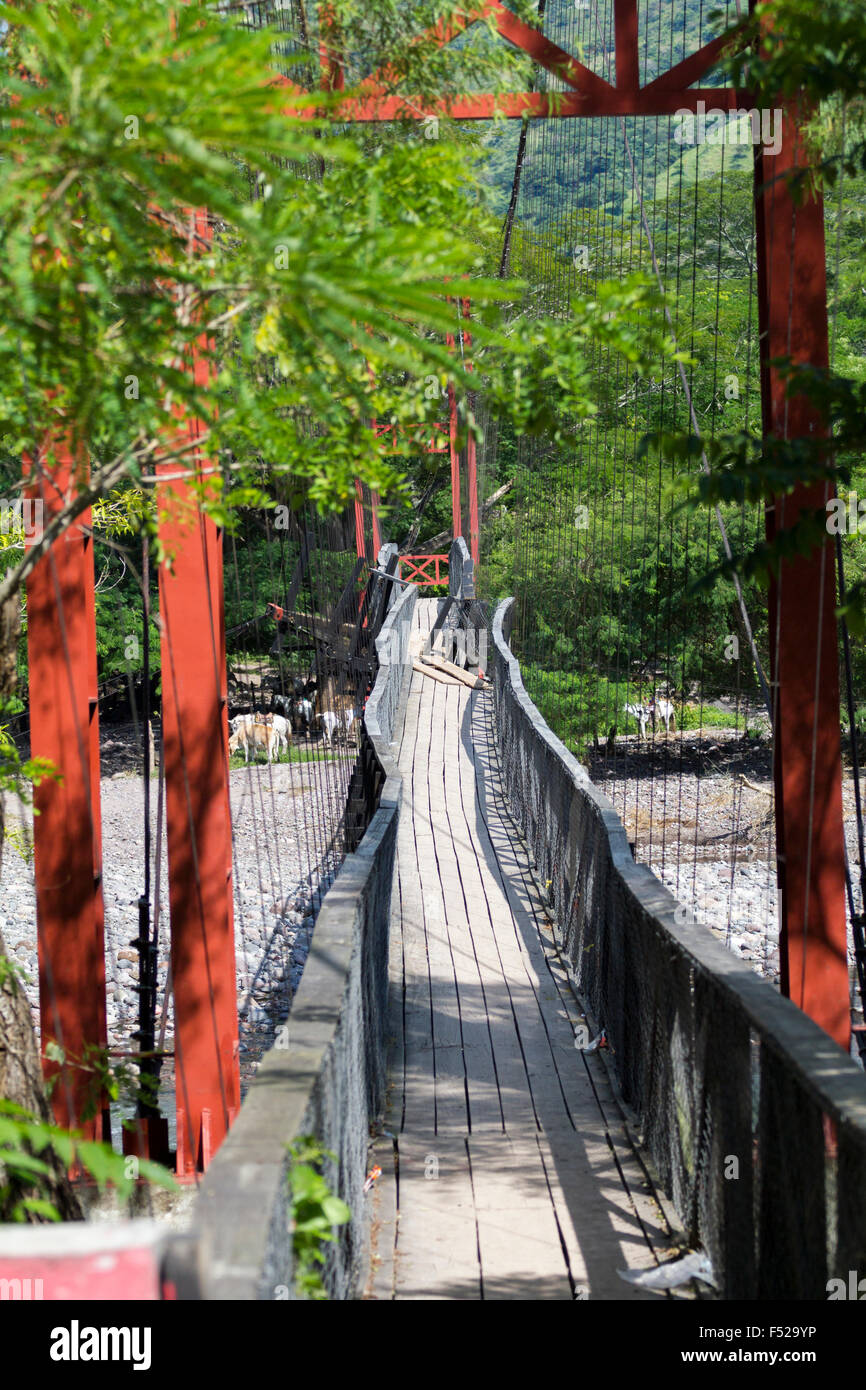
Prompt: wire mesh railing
<box><xmin>492</xmin><ymin>594</ymin><xmax>866</xmax><ymax>1300</ymax></box>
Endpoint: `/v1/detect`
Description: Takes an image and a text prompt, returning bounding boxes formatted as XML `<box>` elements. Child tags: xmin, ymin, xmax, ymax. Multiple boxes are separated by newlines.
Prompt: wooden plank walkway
<box><xmin>366</xmin><ymin>600</ymin><xmax>683</xmax><ymax>1301</ymax></box>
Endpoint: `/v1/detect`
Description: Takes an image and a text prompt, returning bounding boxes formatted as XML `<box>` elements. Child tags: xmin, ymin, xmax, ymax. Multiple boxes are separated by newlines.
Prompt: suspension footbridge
<box><xmin>366</xmin><ymin>599</ymin><xmax>669</xmax><ymax>1300</ymax></box>
<box><xmin>3</xmin><ymin>0</ymin><xmax>866</xmax><ymax>1313</ymax></box>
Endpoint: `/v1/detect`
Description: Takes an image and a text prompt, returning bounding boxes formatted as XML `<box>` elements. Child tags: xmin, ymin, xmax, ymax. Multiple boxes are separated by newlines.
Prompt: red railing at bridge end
<box><xmin>401</xmin><ymin>554</ymin><xmax>449</xmax><ymax>588</ymax></box>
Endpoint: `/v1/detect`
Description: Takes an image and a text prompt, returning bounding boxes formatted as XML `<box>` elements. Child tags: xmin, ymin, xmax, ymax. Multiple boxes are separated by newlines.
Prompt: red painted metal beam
<box><xmin>642</xmin><ymin>32</ymin><xmax>738</xmax><ymax>95</ymax></box>
<box><xmin>489</xmin><ymin>1</ymin><xmax>613</xmax><ymax>100</ymax></box>
<box><xmin>614</xmin><ymin>0</ymin><xmax>639</xmax><ymax>92</ymax></box>
<box><xmin>317</xmin><ymin>3</ymin><xmax>345</xmax><ymax>93</ymax></box>
<box><xmin>402</xmin><ymin>555</ymin><xmax>449</xmax><ymax>588</ymax></box>
<box><xmin>282</xmin><ymin>85</ymin><xmax>748</xmax><ymax>122</ymax></box>
<box><xmin>24</xmin><ymin>442</ymin><xmax>108</xmax><ymax>1140</ymax></box>
<box><xmin>754</xmin><ymin>113</ymin><xmax>849</xmax><ymax>1050</ymax></box>
<box><xmin>354</xmin><ymin>478</ymin><xmax>367</xmax><ymax>562</ymax></box>
<box><xmin>370</xmin><ymin>489</ymin><xmax>382</xmax><ymax>558</ymax></box>
<box><xmin>447</xmin><ymin>377</ymin><xmax>461</xmax><ymax>544</ymax></box>
<box><xmin>157</xmin><ymin>211</ymin><xmax>239</xmax><ymax>1174</ymax></box>
<box><xmin>158</xmin><ymin>462</ymin><xmax>239</xmax><ymax>1172</ymax></box>
<box><xmin>466</xmin><ymin>428</ymin><xmax>479</xmax><ymax>567</ymax></box>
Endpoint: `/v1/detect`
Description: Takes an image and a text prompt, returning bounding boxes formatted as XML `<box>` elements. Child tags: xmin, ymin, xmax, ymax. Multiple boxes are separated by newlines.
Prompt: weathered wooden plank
<box><xmin>382</xmin><ymin>855</ymin><xmax>406</xmax><ymax>1134</ymax></box>
<box><xmin>393</xmin><ymin>1134</ymin><xmax>481</xmax><ymax>1300</ymax></box>
<box><xmin>430</xmin><ymin>683</ymin><xmax>507</xmax><ymax>1134</ymax></box>
<box><xmin>460</xmin><ymin>692</ymin><xmax>602</xmax><ymax>1128</ymax></box>
<box><xmin>384</xmin><ymin>601</ymin><xmax>673</xmax><ymax>1300</ymax></box>
<box><xmin>420</xmin><ymin>653</ymin><xmax>485</xmax><ymax>688</ymax></box>
<box><xmin>440</xmin><ymin>689</ymin><xmax>535</xmax><ymax>1124</ymax></box>
<box><xmin>409</xmin><ymin>673</ymin><xmax>469</xmax><ymax>1134</ymax></box>
<box><xmin>538</xmin><ymin>1125</ymin><xmax>668</xmax><ymax>1299</ymax></box>
<box><xmin>448</xmin><ymin>690</ymin><xmax>559</xmax><ymax>1132</ymax></box>
<box><xmin>466</xmin><ymin>1133</ymin><xmax>573</xmax><ymax>1300</ymax></box>
<box><xmin>412</xmin><ymin>658</ymin><xmax>464</xmax><ymax>686</ymax></box>
<box><xmin>396</xmin><ymin>671</ymin><xmax>436</xmax><ymax>1134</ymax></box>
<box><xmin>470</xmin><ymin>687</ymin><xmax>682</xmax><ymax>1280</ymax></box>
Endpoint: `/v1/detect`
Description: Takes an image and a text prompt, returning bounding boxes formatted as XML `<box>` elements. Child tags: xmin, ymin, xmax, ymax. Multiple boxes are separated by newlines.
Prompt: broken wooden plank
<box><xmin>412</xmin><ymin>659</ymin><xmax>463</xmax><ymax>686</ymax></box>
<box><xmin>419</xmin><ymin>653</ymin><xmax>487</xmax><ymax>689</ymax></box>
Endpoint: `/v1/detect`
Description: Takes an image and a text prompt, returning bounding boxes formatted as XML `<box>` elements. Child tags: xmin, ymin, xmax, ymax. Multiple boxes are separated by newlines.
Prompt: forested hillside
<box><xmin>479</xmin><ymin>0</ymin><xmax>733</xmax><ymax>220</ymax></box>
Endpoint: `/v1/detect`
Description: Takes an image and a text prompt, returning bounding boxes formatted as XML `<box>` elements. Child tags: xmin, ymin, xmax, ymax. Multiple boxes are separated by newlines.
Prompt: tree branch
<box><xmin>414</xmin><ymin>478</ymin><xmax>513</xmax><ymax>553</ymax></box>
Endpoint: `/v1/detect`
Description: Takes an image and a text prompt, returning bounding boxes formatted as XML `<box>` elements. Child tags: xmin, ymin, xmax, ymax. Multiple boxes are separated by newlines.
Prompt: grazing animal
<box><xmin>651</xmin><ymin>697</ymin><xmax>676</xmax><ymax>733</ymax></box>
<box><xmin>271</xmin><ymin>679</ymin><xmax>317</xmax><ymax>734</ymax></box>
<box><xmin>624</xmin><ymin>702</ymin><xmax>652</xmax><ymax>740</ymax></box>
<box><xmin>296</xmin><ymin>696</ymin><xmax>314</xmax><ymax>735</ymax></box>
<box><xmin>270</xmin><ymin>692</ymin><xmax>294</xmax><ymax>722</ymax></box>
<box><xmin>265</xmin><ymin>712</ymin><xmax>291</xmax><ymax>755</ymax></box>
<box><xmin>229</xmin><ymin>720</ymin><xmax>277</xmax><ymax>763</ymax></box>
<box><xmin>319</xmin><ymin>709</ymin><xmax>340</xmax><ymax>748</ymax></box>
<box><xmin>230</xmin><ymin>711</ymin><xmax>263</xmax><ymax>735</ymax></box>
<box><xmin>316</xmin><ymin>692</ymin><xmax>357</xmax><ymax>747</ymax></box>
<box><xmin>332</xmin><ymin>693</ymin><xmax>357</xmax><ymax>744</ymax></box>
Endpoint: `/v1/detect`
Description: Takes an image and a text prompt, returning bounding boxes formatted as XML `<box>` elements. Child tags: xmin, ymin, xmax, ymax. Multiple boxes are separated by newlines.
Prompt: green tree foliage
<box><xmin>0</xmin><ymin>0</ymin><xmax>684</xmax><ymax>1218</ymax></box>
<box><xmin>664</xmin><ymin>0</ymin><xmax>866</xmax><ymax>631</ymax></box>
<box><xmin>482</xmin><ymin>3</ymin><xmax>866</xmax><ymax>759</ymax></box>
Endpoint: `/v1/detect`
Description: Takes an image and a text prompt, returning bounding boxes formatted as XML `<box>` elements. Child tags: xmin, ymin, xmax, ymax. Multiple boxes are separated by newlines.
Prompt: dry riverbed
<box><xmin>0</xmin><ymin>721</ymin><xmax>352</xmax><ymax>1136</ymax></box>
<box><xmin>586</xmin><ymin>725</ymin><xmax>865</xmax><ymax>1000</ymax></box>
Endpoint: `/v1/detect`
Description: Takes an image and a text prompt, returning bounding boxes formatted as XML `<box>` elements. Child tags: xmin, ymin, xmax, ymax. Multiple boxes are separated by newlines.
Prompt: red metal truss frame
<box><xmin>293</xmin><ymin>0</ymin><xmax>749</xmax><ymax>122</ymax></box>
<box><xmin>371</xmin><ymin>420</ymin><xmax>450</xmax><ymax>455</ymax></box>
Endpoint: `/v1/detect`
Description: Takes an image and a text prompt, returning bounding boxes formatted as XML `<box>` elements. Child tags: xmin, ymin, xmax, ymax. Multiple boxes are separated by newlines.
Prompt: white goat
<box><xmin>651</xmin><ymin>697</ymin><xmax>676</xmax><ymax>733</ymax></box>
<box><xmin>318</xmin><ymin>694</ymin><xmax>357</xmax><ymax>747</ymax></box>
<box><xmin>319</xmin><ymin>710</ymin><xmax>339</xmax><ymax>748</ymax></box>
<box><xmin>265</xmin><ymin>712</ymin><xmax>291</xmax><ymax>756</ymax></box>
<box><xmin>624</xmin><ymin>702</ymin><xmax>652</xmax><ymax>740</ymax></box>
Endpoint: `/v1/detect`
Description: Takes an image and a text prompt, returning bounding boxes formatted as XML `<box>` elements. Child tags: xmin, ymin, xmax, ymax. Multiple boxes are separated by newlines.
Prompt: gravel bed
<box><xmin>586</xmin><ymin>725</ymin><xmax>865</xmax><ymax>996</ymax></box>
<box><xmin>0</xmin><ymin>722</ymin><xmax>353</xmax><ymax>1113</ymax></box>
<box><xmin>7</xmin><ymin>717</ymin><xmax>866</xmax><ymax>1142</ymax></box>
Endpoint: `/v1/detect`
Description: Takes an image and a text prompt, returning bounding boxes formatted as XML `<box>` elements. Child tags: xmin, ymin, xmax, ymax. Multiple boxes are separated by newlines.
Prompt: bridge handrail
<box><xmin>448</xmin><ymin>536</ymin><xmax>474</xmax><ymax>601</ymax></box>
<box><xmin>492</xmin><ymin>596</ymin><xmax>866</xmax><ymax>1299</ymax></box>
<box><xmin>365</xmin><ymin>574</ymin><xmax>416</xmax><ymax>763</ymax></box>
<box><xmin>192</xmin><ymin>565</ymin><xmax>417</xmax><ymax>1300</ymax></box>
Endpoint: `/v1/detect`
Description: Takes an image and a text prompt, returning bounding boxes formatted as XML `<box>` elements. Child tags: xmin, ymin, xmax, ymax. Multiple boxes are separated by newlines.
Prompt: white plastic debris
<box><xmin>582</xmin><ymin>1029</ymin><xmax>607</xmax><ymax>1053</ymax></box>
<box><xmin>617</xmin><ymin>1250</ymin><xmax>717</xmax><ymax>1291</ymax></box>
